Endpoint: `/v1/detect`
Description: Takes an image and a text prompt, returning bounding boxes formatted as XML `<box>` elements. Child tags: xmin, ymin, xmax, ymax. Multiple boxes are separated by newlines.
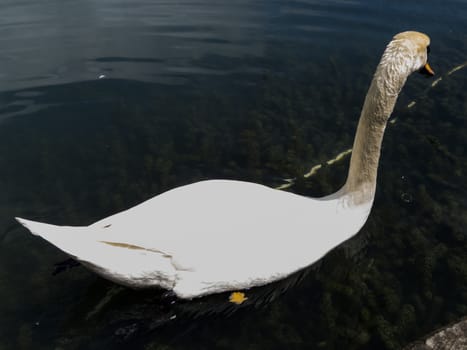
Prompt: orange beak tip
<box><xmin>420</xmin><ymin>62</ymin><xmax>435</xmax><ymax>76</ymax></box>
<box><xmin>425</xmin><ymin>63</ymin><xmax>435</xmax><ymax>76</ymax></box>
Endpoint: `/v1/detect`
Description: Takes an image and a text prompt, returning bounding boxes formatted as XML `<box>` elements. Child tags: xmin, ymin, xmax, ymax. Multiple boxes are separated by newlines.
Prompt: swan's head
<box><xmin>383</xmin><ymin>31</ymin><xmax>434</xmax><ymax>77</ymax></box>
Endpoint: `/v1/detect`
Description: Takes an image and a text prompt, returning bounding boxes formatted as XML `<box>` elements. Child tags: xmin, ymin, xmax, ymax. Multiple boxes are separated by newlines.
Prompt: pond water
<box><xmin>1</xmin><ymin>0</ymin><xmax>466</xmax><ymax>349</ymax></box>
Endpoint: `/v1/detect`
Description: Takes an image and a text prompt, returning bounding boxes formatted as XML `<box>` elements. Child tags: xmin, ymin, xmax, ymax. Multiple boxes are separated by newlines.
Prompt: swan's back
<box><xmin>93</xmin><ymin>180</ymin><xmax>360</xmax><ymax>259</ymax></box>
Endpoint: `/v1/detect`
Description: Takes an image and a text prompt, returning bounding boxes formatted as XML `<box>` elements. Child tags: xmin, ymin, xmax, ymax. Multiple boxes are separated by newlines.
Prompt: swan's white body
<box><xmin>16</xmin><ymin>31</ymin><xmax>433</xmax><ymax>299</ymax></box>
<box><xmin>18</xmin><ymin>181</ymin><xmax>371</xmax><ymax>298</ymax></box>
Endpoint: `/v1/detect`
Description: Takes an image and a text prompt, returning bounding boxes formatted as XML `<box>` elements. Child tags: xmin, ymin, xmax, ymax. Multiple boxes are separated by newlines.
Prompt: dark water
<box><xmin>1</xmin><ymin>0</ymin><xmax>466</xmax><ymax>349</ymax></box>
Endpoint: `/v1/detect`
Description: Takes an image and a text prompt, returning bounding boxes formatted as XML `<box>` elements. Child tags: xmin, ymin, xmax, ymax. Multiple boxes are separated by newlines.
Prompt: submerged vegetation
<box><xmin>0</xmin><ymin>47</ymin><xmax>466</xmax><ymax>350</ymax></box>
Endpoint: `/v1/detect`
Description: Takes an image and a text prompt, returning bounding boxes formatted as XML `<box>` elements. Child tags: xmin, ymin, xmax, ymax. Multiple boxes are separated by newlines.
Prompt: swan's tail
<box><xmin>16</xmin><ymin>217</ymin><xmax>177</xmax><ymax>289</ymax></box>
<box><xmin>15</xmin><ymin>217</ymin><xmax>88</xmax><ymax>259</ymax></box>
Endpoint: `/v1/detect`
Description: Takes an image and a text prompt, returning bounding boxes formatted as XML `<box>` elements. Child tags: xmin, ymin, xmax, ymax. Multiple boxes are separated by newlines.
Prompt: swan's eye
<box><xmin>427</xmin><ymin>45</ymin><xmax>431</xmax><ymax>54</ymax></box>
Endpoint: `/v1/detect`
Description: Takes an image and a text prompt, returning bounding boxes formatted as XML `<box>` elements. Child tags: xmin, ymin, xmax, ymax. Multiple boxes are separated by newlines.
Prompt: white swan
<box><xmin>16</xmin><ymin>31</ymin><xmax>434</xmax><ymax>301</ymax></box>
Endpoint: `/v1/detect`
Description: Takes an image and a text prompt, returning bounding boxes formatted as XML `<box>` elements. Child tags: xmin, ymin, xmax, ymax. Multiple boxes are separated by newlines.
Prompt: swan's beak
<box><xmin>419</xmin><ymin>62</ymin><xmax>435</xmax><ymax>76</ymax></box>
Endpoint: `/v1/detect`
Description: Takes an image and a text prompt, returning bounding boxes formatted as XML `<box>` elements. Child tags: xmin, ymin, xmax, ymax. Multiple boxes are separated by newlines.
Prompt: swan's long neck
<box><xmin>343</xmin><ymin>43</ymin><xmax>411</xmax><ymax>205</ymax></box>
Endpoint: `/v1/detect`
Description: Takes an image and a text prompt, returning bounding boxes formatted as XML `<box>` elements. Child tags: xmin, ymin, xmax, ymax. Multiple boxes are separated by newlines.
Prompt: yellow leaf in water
<box><xmin>229</xmin><ymin>292</ymin><xmax>248</xmax><ymax>304</ymax></box>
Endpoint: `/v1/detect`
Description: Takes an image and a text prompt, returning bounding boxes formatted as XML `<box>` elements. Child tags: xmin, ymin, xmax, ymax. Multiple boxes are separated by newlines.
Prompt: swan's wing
<box><xmin>89</xmin><ymin>180</ymin><xmax>340</xmax><ymax>281</ymax></box>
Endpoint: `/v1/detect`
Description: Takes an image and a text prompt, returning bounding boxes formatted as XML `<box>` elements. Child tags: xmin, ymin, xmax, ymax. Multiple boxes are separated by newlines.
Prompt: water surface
<box><xmin>0</xmin><ymin>0</ymin><xmax>466</xmax><ymax>349</ymax></box>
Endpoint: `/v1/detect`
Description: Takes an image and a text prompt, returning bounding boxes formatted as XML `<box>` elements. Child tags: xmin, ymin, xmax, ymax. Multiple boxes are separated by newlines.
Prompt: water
<box><xmin>0</xmin><ymin>0</ymin><xmax>466</xmax><ymax>349</ymax></box>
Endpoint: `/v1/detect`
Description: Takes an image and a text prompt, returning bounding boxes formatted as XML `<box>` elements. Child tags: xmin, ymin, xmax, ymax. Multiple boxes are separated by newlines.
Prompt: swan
<box><xmin>16</xmin><ymin>31</ymin><xmax>434</xmax><ymax>301</ymax></box>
